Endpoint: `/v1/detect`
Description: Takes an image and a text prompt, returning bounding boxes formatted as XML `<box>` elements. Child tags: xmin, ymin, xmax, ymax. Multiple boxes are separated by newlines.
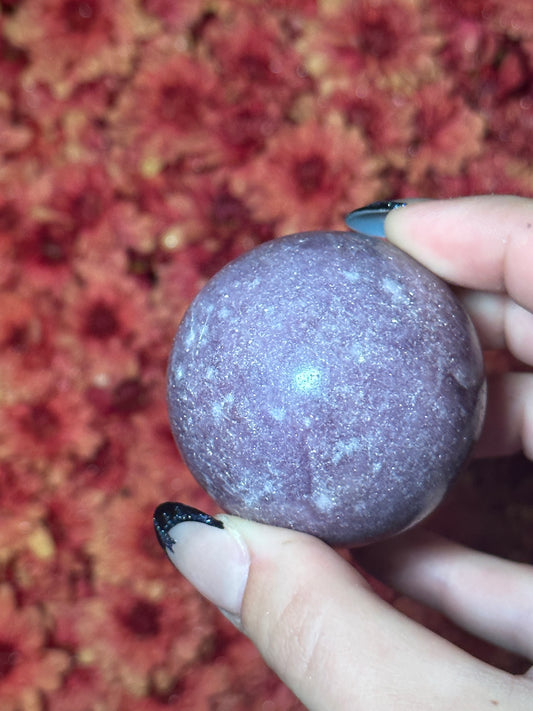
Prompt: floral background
<box><xmin>1</xmin><ymin>0</ymin><xmax>532</xmax><ymax>709</ymax></box>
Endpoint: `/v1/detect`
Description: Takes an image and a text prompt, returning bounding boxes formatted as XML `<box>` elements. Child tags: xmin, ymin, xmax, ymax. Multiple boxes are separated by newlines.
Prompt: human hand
<box><xmin>384</xmin><ymin>195</ymin><xmax>533</xmax><ymax>460</ymax></box>
<box><xmin>154</xmin><ymin>196</ymin><xmax>533</xmax><ymax>710</ymax></box>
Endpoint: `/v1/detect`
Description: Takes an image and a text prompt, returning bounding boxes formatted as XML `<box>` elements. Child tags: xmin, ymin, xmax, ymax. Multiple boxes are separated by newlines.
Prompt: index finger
<box><xmin>385</xmin><ymin>196</ymin><xmax>533</xmax><ymax>312</ymax></box>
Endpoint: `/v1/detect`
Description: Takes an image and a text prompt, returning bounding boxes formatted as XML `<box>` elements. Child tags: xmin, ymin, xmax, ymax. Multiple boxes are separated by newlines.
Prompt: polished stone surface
<box><xmin>167</xmin><ymin>231</ymin><xmax>486</xmax><ymax>546</ymax></box>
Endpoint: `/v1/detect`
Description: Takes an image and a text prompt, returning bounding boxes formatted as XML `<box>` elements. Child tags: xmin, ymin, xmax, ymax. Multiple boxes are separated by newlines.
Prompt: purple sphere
<box><xmin>167</xmin><ymin>231</ymin><xmax>486</xmax><ymax>546</ymax></box>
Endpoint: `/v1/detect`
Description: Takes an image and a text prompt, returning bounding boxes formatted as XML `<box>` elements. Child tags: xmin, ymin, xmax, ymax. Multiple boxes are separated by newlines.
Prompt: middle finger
<box><xmin>353</xmin><ymin>528</ymin><xmax>533</xmax><ymax>664</ymax></box>
<box><xmin>459</xmin><ymin>289</ymin><xmax>533</xmax><ymax>367</ymax></box>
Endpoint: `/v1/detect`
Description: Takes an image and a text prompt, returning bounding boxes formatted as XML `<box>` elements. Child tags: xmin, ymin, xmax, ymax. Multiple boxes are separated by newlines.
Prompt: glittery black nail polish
<box><xmin>153</xmin><ymin>502</ymin><xmax>224</xmax><ymax>552</ymax></box>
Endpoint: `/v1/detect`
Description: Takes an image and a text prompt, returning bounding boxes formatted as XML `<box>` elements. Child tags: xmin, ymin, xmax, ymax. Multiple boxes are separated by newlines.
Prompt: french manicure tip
<box><xmin>153</xmin><ymin>501</ymin><xmax>224</xmax><ymax>552</ymax></box>
<box><xmin>345</xmin><ymin>200</ymin><xmax>407</xmax><ymax>237</ymax></box>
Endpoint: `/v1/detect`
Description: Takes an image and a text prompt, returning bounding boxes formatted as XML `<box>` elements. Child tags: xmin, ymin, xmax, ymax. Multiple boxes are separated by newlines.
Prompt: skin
<box><xmin>170</xmin><ymin>196</ymin><xmax>533</xmax><ymax>710</ymax></box>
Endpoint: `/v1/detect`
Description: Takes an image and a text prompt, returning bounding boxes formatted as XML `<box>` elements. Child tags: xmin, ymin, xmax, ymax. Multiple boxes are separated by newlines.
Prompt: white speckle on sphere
<box><xmin>382</xmin><ymin>276</ymin><xmax>409</xmax><ymax>304</ymax></box>
<box><xmin>331</xmin><ymin>437</ymin><xmax>360</xmax><ymax>465</ymax></box>
<box><xmin>269</xmin><ymin>407</ymin><xmax>286</xmax><ymax>422</ymax></box>
<box><xmin>294</xmin><ymin>366</ymin><xmax>321</xmax><ymax>392</ymax></box>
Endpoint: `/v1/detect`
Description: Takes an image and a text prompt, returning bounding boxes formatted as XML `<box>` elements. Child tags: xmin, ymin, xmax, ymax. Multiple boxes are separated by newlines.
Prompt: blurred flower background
<box><xmin>0</xmin><ymin>0</ymin><xmax>532</xmax><ymax>709</ymax></box>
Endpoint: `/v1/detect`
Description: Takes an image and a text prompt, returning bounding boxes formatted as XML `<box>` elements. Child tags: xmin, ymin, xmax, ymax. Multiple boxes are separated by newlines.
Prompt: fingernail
<box><xmin>345</xmin><ymin>200</ymin><xmax>408</xmax><ymax>237</ymax></box>
<box><xmin>153</xmin><ymin>502</ymin><xmax>250</xmax><ymax>619</ymax></box>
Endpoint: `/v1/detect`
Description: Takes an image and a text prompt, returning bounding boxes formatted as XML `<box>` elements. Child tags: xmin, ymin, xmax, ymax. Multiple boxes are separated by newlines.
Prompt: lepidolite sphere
<box><xmin>167</xmin><ymin>231</ymin><xmax>486</xmax><ymax>546</ymax></box>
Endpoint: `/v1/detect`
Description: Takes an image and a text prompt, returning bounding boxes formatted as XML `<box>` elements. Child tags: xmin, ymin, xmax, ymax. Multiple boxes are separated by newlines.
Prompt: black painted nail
<box><xmin>153</xmin><ymin>501</ymin><xmax>224</xmax><ymax>552</ymax></box>
<box><xmin>345</xmin><ymin>200</ymin><xmax>408</xmax><ymax>237</ymax></box>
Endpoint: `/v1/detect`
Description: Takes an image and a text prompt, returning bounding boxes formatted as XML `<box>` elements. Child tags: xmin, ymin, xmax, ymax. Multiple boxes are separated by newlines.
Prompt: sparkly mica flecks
<box><xmin>167</xmin><ymin>231</ymin><xmax>486</xmax><ymax>546</ymax></box>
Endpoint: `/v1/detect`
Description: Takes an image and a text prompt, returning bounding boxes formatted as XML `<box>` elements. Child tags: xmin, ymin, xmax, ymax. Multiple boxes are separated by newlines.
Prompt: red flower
<box><xmin>493</xmin><ymin>0</ymin><xmax>533</xmax><ymax>41</ymax></box>
<box><xmin>3</xmin><ymin>0</ymin><xmax>158</xmax><ymax>99</ymax></box>
<box><xmin>11</xmin><ymin>162</ymin><xmax>115</xmax><ymax>292</ymax></box>
<box><xmin>262</xmin><ymin>0</ymin><xmax>318</xmax><ymax>17</ymax></box>
<box><xmin>0</xmin><ymin>385</ymin><xmax>102</xmax><ymax>474</ymax></box>
<box><xmin>327</xmin><ymin>85</ymin><xmax>416</xmax><ymax>168</ymax></box>
<box><xmin>118</xmin><ymin>621</ymin><xmax>300</xmax><ymax>711</ymax></box>
<box><xmin>493</xmin><ymin>103</ymin><xmax>533</xmax><ymax>165</ymax></box>
<box><xmin>48</xmin><ymin>163</ymin><xmax>113</xmax><ymax>230</ymax></box>
<box><xmin>0</xmin><ymin>31</ymin><xmax>28</xmax><ymax>95</ymax></box>
<box><xmin>216</xmin><ymin>96</ymin><xmax>285</xmax><ymax>165</ymax></box>
<box><xmin>6</xmin><ymin>78</ymin><xmax>115</xmax><ymax>167</ymax></box>
<box><xmin>0</xmin><ymin>500</ymin><xmax>46</xmax><ymax>568</ymax></box>
<box><xmin>109</xmin><ymin>36</ymin><xmax>223</xmax><ymax>180</ymax></box>
<box><xmin>200</xmin><ymin>3</ymin><xmax>310</xmax><ymax>104</ymax></box>
<box><xmin>0</xmin><ymin>98</ymin><xmax>33</xmax><ymax>157</ymax></box>
<box><xmin>0</xmin><ymin>290</ymin><xmax>58</xmax><ymax>407</ymax></box>
<box><xmin>56</xmin><ymin>583</ymin><xmax>216</xmax><ymax>698</ymax></box>
<box><xmin>74</xmin><ymin>435</ymin><xmax>129</xmax><ymax>493</ymax></box>
<box><xmin>420</xmin><ymin>145</ymin><xmax>533</xmax><ymax>198</ymax></box>
<box><xmin>0</xmin><ymin>584</ymin><xmax>70</xmax><ymax>711</ymax></box>
<box><xmin>231</xmin><ymin>119</ymin><xmax>379</xmax><ymax>233</ymax></box>
<box><xmin>87</xmin><ymin>494</ymin><xmax>170</xmax><ymax>588</ymax></box>
<box><xmin>40</xmin><ymin>665</ymin><xmax>109</xmax><ymax>711</ymax></box>
<box><xmin>141</xmin><ymin>0</ymin><xmax>205</xmax><ymax>31</ymax></box>
<box><xmin>7</xmin><ymin>485</ymin><xmax>99</xmax><ymax>607</ymax></box>
<box><xmin>300</xmin><ymin>0</ymin><xmax>441</xmax><ymax>91</ymax></box>
<box><xmin>434</xmin><ymin>0</ymin><xmax>533</xmax><ymax>38</ymax></box>
<box><xmin>58</xmin><ymin>251</ymin><xmax>158</xmax><ymax>383</ymax></box>
<box><xmin>406</xmin><ymin>82</ymin><xmax>485</xmax><ymax>183</ymax></box>
<box><xmin>8</xmin><ymin>539</ymin><xmax>94</xmax><ymax>610</ymax></box>
<box><xmin>167</xmin><ymin>173</ymin><xmax>276</xmax><ymax>278</ymax></box>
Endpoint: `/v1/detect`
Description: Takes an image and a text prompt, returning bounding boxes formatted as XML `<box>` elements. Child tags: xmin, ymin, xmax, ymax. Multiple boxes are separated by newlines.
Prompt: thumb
<box><xmin>153</xmin><ymin>502</ymin><xmax>522</xmax><ymax>711</ymax></box>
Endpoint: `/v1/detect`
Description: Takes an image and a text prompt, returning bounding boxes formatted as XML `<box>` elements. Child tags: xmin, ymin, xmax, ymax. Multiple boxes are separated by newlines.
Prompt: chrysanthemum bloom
<box><xmin>88</xmin><ymin>495</ymin><xmax>173</xmax><ymax>587</ymax></box>
<box><xmin>109</xmin><ymin>36</ymin><xmax>224</xmax><ymax>181</ymax></box>
<box><xmin>200</xmin><ymin>2</ymin><xmax>310</xmax><ymax>105</ymax></box>
<box><xmin>0</xmin><ymin>96</ymin><xmax>33</xmax><ymax>156</ymax></box>
<box><xmin>133</xmin><ymin>622</ymin><xmax>301</xmax><ymax>711</ymax></box>
<box><xmin>423</xmin><ymin>147</ymin><xmax>533</xmax><ymax>198</ymax></box>
<box><xmin>215</xmin><ymin>95</ymin><xmax>286</xmax><ymax>166</ymax></box>
<box><xmin>161</xmin><ymin>173</ymin><xmax>276</xmax><ymax>279</ymax></box>
<box><xmin>14</xmin><ymin>218</ymin><xmax>80</xmax><ymax>291</ymax></box>
<box><xmin>0</xmin><ymin>288</ymin><xmax>60</xmax><ymax>408</ymax></box>
<box><xmin>405</xmin><ymin>81</ymin><xmax>486</xmax><ymax>183</ymax></box>
<box><xmin>7</xmin><ymin>484</ymin><xmax>101</xmax><ymax>608</ymax></box>
<box><xmin>58</xmin><ymin>247</ymin><xmax>157</xmax><ymax>388</ymax></box>
<box><xmin>298</xmin><ymin>0</ymin><xmax>441</xmax><ymax>93</ymax></box>
<box><xmin>431</xmin><ymin>0</ymin><xmax>533</xmax><ymax>36</ymax></box>
<box><xmin>38</xmin><ymin>665</ymin><xmax>109</xmax><ymax>711</ymax></box>
<box><xmin>142</xmin><ymin>0</ymin><xmax>206</xmax><ymax>31</ymax></box>
<box><xmin>0</xmin><ymin>585</ymin><xmax>70</xmax><ymax>711</ymax></box>
<box><xmin>492</xmin><ymin>0</ymin><xmax>533</xmax><ymax>42</ymax></box>
<box><xmin>231</xmin><ymin>118</ymin><xmax>379</xmax><ymax>234</ymax></box>
<box><xmin>3</xmin><ymin>0</ymin><xmax>158</xmax><ymax>99</ymax></box>
<box><xmin>488</xmin><ymin>91</ymin><xmax>533</xmax><ymax>167</ymax></box>
<box><xmin>200</xmin><ymin>2</ymin><xmax>312</xmax><ymax>165</ymax></box>
<box><xmin>61</xmin><ymin>583</ymin><xmax>216</xmax><ymax>698</ymax></box>
<box><xmin>11</xmin><ymin>162</ymin><xmax>115</xmax><ymax>293</ymax></box>
<box><xmin>44</xmin><ymin>162</ymin><xmax>114</xmax><ymax>230</ymax></box>
<box><xmin>0</xmin><ymin>385</ymin><xmax>101</xmax><ymax>476</ymax></box>
<box><xmin>7</xmin><ymin>77</ymin><xmax>114</xmax><ymax>166</ymax></box>
<box><xmin>0</xmin><ymin>502</ymin><xmax>46</xmax><ymax>569</ymax></box>
<box><xmin>326</xmin><ymin>85</ymin><xmax>416</xmax><ymax>171</ymax></box>
<box><xmin>73</xmin><ymin>434</ymin><xmax>129</xmax><ymax>493</ymax></box>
